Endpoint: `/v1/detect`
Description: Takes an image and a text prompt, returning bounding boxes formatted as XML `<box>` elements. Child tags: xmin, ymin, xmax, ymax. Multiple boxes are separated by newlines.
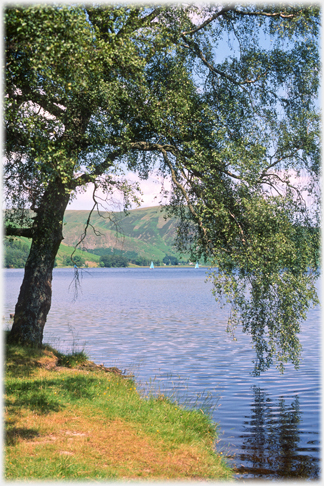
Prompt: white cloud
<box><xmin>68</xmin><ymin>171</ymin><xmax>172</xmax><ymax>211</ymax></box>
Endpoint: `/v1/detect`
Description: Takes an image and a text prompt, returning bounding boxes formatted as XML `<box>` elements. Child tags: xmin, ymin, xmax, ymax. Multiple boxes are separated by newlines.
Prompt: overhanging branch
<box><xmin>160</xmin><ymin>148</ymin><xmax>213</xmax><ymax>253</ymax></box>
<box><xmin>9</xmin><ymin>89</ymin><xmax>65</xmax><ymax>120</ymax></box>
<box><xmin>69</xmin><ymin>149</ymin><xmax>124</xmax><ymax>189</ymax></box>
<box><xmin>181</xmin><ymin>7</ymin><xmax>232</xmax><ymax>36</ymax></box>
<box><xmin>69</xmin><ymin>142</ymin><xmax>177</xmax><ymax>191</ymax></box>
<box><xmin>232</xmin><ymin>8</ymin><xmax>296</xmax><ymax>19</ymax></box>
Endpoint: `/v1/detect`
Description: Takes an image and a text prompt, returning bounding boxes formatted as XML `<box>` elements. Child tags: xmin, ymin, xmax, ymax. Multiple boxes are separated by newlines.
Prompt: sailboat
<box><xmin>195</xmin><ymin>261</ymin><xmax>199</xmax><ymax>269</ymax></box>
<box><xmin>150</xmin><ymin>261</ymin><xmax>154</xmax><ymax>269</ymax></box>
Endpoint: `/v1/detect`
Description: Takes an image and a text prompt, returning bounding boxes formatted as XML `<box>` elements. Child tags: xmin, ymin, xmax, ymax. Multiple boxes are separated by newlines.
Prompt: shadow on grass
<box><xmin>5</xmin><ymin>375</ymin><xmax>108</xmax><ymax>416</ymax></box>
<box><xmin>5</xmin><ymin>341</ymin><xmax>56</xmax><ymax>379</ymax></box>
<box><xmin>5</xmin><ymin>427</ymin><xmax>40</xmax><ymax>446</ymax></box>
<box><xmin>5</xmin><ymin>389</ymin><xmax>62</xmax><ymax>415</ymax></box>
<box><xmin>6</xmin><ymin>362</ymin><xmax>41</xmax><ymax>379</ymax></box>
<box><xmin>4</xmin><ymin>331</ymin><xmax>88</xmax><ymax>379</ymax></box>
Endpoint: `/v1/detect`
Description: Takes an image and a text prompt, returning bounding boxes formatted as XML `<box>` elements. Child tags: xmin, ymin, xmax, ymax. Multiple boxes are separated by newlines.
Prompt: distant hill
<box><xmin>62</xmin><ymin>206</ymin><xmax>181</xmax><ymax>261</ymax></box>
<box><xmin>3</xmin><ymin>206</ymin><xmax>187</xmax><ymax>268</ymax></box>
<box><xmin>3</xmin><ymin>236</ymin><xmax>101</xmax><ymax>269</ymax></box>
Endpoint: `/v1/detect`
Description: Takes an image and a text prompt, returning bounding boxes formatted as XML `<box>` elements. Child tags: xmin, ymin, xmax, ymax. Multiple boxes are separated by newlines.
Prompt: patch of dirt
<box><xmin>35</xmin><ymin>351</ymin><xmax>130</xmax><ymax>377</ymax></box>
<box><xmin>77</xmin><ymin>361</ymin><xmax>130</xmax><ymax>376</ymax></box>
<box><xmin>7</xmin><ymin>408</ymin><xmax>228</xmax><ymax>480</ymax></box>
<box><xmin>37</xmin><ymin>354</ymin><xmax>58</xmax><ymax>369</ymax></box>
<box><xmin>65</xmin><ymin>431</ymin><xmax>87</xmax><ymax>437</ymax></box>
<box><xmin>84</xmin><ymin>261</ymin><xmax>98</xmax><ymax>268</ymax></box>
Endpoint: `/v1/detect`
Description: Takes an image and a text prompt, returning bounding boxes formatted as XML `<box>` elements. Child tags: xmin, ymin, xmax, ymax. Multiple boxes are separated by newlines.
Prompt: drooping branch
<box><xmin>260</xmin><ymin>146</ymin><xmax>304</xmax><ymax>178</ymax></box>
<box><xmin>227</xmin><ymin>210</ymin><xmax>246</xmax><ymax>245</ymax></box>
<box><xmin>160</xmin><ymin>149</ymin><xmax>213</xmax><ymax>254</ymax></box>
<box><xmin>70</xmin><ymin>184</ymin><xmax>102</xmax><ymax>264</ymax></box>
<box><xmin>181</xmin><ymin>35</ymin><xmax>243</xmax><ymax>86</ymax></box>
<box><xmin>70</xmin><ymin>141</ymin><xmax>178</xmax><ymax>191</ymax></box>
<box><xmin>181</xmin><ymin>34</ymin><xmax>268</xmax><ymax>88</ymax></box>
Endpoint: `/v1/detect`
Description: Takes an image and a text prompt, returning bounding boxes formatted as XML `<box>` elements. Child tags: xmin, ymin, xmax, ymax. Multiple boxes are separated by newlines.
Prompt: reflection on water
<box><xmin>234</xmin><ymin>386</ymin><xmax>320</xmax><ymax>479</ymax></box>
<box><xmin>3</xmin><ymin>268</ymin><xmax>321</xmax><ymax>480</ymax></box>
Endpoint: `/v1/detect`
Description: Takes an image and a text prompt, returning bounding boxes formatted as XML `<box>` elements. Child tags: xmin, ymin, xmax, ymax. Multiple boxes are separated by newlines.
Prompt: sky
<box><xmin>68</xmin><ymin>171</ymin><xmax>172</xmax><ymax>211</ymax></box>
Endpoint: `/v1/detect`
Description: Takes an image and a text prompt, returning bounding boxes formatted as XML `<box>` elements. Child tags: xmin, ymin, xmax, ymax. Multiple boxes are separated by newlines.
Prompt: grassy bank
<box><xmin>4</xmin><ymin>336</ymin><xmax>233</xmax><ymax>481</ymax></box>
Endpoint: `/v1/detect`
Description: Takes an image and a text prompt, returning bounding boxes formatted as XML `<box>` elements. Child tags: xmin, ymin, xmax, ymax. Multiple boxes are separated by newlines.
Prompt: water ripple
<box><xmin>4</xmin><ymin>268</ymin><xmax>321</xmax><ymax>480</ymax></box>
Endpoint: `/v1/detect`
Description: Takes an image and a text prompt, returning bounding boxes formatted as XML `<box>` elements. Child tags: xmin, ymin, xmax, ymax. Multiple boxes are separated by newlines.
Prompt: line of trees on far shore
<box><xmin>3</xmin><ymin>239</ymin><xmax>191</xmax><ymax>268</ymax></box>
<box><xmin>98</xmin><ymin>254</ymin><xmax>186</xmax><ymax>267</ymax></box>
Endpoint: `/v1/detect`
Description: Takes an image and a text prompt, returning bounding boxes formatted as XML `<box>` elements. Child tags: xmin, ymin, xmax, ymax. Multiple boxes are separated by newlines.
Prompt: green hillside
<box><xmin>4</xmin><ymin>237</ymin><xmax>101</xmax><ymax>269</ymax></box>
<box><xmin>62</xmin><ymin>206</ymin><xmax>181</xmax><ymax>262</ymax></box>
<box><xmin>4</xmin><ymin>206</ymin><xmax>187</xmax><ymax>268</ymax></box>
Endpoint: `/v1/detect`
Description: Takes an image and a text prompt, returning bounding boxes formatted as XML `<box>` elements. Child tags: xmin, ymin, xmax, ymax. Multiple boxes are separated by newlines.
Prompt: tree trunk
<box><xmin>8</xmin><ymin>180</ymin><xmax>70</xmax><ymax>346</ymax></box>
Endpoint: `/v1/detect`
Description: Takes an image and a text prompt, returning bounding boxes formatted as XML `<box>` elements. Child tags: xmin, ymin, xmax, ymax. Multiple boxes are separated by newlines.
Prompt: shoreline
<box><xmin>5</xmin><ymin>335</ymin><xmax>233</xmax><ymax>481</ymax></box>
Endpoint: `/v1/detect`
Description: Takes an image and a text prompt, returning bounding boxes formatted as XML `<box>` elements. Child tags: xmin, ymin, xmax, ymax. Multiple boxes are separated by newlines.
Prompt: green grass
<box><xmin>4</xmin><ymin>333</ymin><xmax>233</xmax><ymax>480</ymax></box>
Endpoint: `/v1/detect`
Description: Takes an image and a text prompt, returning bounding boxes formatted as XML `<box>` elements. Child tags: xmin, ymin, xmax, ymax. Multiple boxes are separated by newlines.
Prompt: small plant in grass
<box><xmin>56</xmin><ymin>350</ymin><xmax>88</xmax><ymax>368</ymax></box>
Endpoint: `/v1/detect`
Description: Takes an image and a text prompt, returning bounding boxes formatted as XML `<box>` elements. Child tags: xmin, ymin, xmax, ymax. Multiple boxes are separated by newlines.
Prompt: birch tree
<box><xmin>5</xmin><ymin>4</ymin><xmax>320</xmax><ymax>374</ymax></box>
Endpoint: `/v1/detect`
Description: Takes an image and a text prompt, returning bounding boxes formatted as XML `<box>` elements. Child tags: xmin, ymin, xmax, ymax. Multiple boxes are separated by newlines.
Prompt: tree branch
<box><xmin>181</xmin><ymin>36</ymin><xmax>246</xmax><ymax>87</ymax></box>
<box><xmin>130</xmin><ymin>141</ymin><xmax>177</xmax><ymax>154</ymax></box>
<box><xmin>182</xmin><ymin>34</ymin><xmax>270</xmax><ymax>88</ymax></box>
<box><xmin>69</xmin><ymin>141</ymin><xmax>179</xmax><ymax>191</ymax></box>
<box><xmin>117</xmin><ymin>7</ymin><xmax>163</xmax><ymax>37</ymax></box>
<box><xmin>71</xmin><ymin>183</ymin><xmax>101</xmax><ymax>264</ymax></box>
<box><xmin>227</xmin><ymin>210</ymin><xmax>246</xmax><ymax>245</ymax></box>
<box><xmin>5</xmin><ymin>226</ymin><xmax>33</xmax><ymax>238</ymax></box>
<box><xmin>31</xmin><ymin>93</ymin><xmax>66</xmax><ymax>119</ymax></box>
<box><xmin>69</xmin><ymin>149</ymin><xmax>124</xmax><ymax>189</ymax></box>
<box><xmin>181</xmin><ymin>7</ymin><xmax>299</xmax><ymax>39</ymax></box>
<box><xmin>232</xmin><ymin>8</ymin><xmax>296</xmax><ymax>19</ymax></box>
<box><xmin>260</xmin><ymin>147</ymin><xmax>303</xmax><ymax>178</ymax></box>
<box><xmin>8</xmin><ymin>90</ymin><xmax>66</xmax><ymax>121</ymax></box>
<box><xmin>181</xmin><ymin>7</ymin><xmax>232</xmax><ymax>36</ymax></box>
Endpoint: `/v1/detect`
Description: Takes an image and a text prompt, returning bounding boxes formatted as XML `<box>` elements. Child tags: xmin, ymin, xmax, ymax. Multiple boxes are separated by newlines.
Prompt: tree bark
<box><xmin>8</xmin><ymin>179</ymin><xmax>70</xmax><ymax>346</ymax></box>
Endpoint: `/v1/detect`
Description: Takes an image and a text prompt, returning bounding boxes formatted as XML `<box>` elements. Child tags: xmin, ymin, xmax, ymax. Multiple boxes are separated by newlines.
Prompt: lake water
<box><xmin>3</xmin><ymin>267</ymin><xmax>321</xmax><ymax>480</ymax></box>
